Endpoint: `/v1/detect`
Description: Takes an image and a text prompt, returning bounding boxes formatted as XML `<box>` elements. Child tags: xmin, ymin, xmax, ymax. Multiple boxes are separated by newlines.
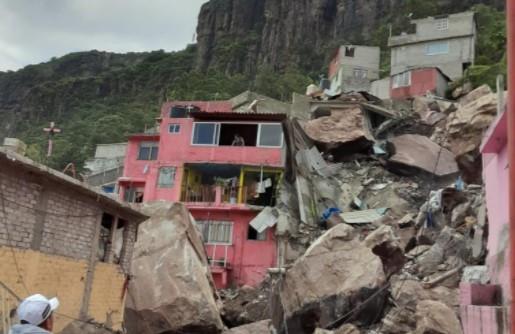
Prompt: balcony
<box><xmin>180</xmin><ymin>164</ymin><xmax>282</xmax><ymax>207</ymax></box>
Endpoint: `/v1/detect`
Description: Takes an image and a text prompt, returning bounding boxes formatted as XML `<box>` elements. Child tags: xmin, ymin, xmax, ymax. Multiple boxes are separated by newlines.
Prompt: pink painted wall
<box><xmin>190</xmin><ymin>208</ymin><xmax>277</xmax><ymax>289</ymax></box>
<box><xmin>391</xmin><ymin>68</ymin><xmax>443</xmax><ymax>99</ymax></box>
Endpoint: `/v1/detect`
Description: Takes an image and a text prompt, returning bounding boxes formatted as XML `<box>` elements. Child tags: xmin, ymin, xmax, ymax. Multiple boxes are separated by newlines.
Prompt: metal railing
<box><xmin>181</xmin><ymin>185</ymin><xmax>216</xmax><ymax>203</ymax></box>
<box><xmin>208</xmin><ymin>244</ymin><xmax>230</xmax><ymax>268</ymax></box>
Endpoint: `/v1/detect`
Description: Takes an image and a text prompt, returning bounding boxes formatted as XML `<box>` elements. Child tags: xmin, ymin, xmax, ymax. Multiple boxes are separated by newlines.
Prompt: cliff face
<box><xmin>196</xmin><ymin>0</ymin><xmax>505</xmax><ymax>75</ymax></box>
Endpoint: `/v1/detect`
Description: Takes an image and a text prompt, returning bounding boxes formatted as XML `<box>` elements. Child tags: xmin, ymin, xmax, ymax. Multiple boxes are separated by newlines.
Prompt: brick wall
<box><xmin>0</xmin><ymin>167</ymin><xmax>100</xmax><ymax>261</ymax></box>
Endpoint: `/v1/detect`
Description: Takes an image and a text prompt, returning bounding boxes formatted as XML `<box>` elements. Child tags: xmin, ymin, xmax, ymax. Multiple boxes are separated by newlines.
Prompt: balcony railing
<box><xmin>181</xmin><ymin>184</ymin><xmax>276</xmax><ymax>206</ymax></box>
<box><xmin>181</xmin><ymin>185</ymin><xmax>216</xmax><ymax>203</ymax></box>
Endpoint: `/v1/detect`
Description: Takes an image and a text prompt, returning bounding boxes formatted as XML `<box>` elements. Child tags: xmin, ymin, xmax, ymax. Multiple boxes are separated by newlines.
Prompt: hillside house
<box><xmin>0</xmin><ymin>148</ymin><xmax>147</xmax><ymax>333</ymax></box>
<box><xmin>390</xmin><ymin>67</ymin><xmax>451</xmax><ymax>99</ymax></box>
<box><xmin>84</xmin><ymin>143</ymin><xmax>127</xmax><ymax>193</ymax></box>
<box><xmin>328</xmin><ymin>45</ymin><xmax>381</xmax><ymax>94</ymax></box>
<box><xmin>389</xmin><ymin>11</ymin><xmax>477</xmax><ymax>80</ymax></box>
<box><xmin>119</xmin><ymin>92</ymin><xmax>288</xmax><ymax>289</ymax></box>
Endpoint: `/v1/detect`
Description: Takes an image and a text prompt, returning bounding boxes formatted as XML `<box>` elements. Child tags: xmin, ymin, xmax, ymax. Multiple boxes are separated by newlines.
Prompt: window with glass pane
<box><xmin>158</xmin><ymin>167</ymin><xmax>176</xmax><ymax>188</ymax></box>
<box><xmin>192</xmin><ymin>123</ymin><xmax>219</xmax><ymax>145</ymax></box>
<box><xmin>169</xmin><ymin>124</ymin><xmax>181</xmax><ymax>133</ymax></box>
<box><xmin>353</xmin><ymin>68</ymin><xmax>368</xmax><ymax>79</ymax></box>
<box><xmin>137</xmin><ymin>142</ymin><xmax>159</xmax><ymax>160</ymax></box>
<box><xmin>258</xmin><ymin>124</ymin><xmax>283</xmax><ymax>147</ymax></box>
<box><xmin>196</xmin><ymin>221</ymin><xmax>232</xmax><ymax>244</ymax></box>
<box><xmin>435</xmin><ymin>18</ymin><xmax>448</xmax><ymax>30</ymax></box>
<box><xmin>392</xmin><ymin>71</ymin><xmax>411</xmax><ymax>88</ymax></box>
<box><xmin>426</xmin><ymin>42</ymin><xmax>449</xmax><ymax>55</ymax></box>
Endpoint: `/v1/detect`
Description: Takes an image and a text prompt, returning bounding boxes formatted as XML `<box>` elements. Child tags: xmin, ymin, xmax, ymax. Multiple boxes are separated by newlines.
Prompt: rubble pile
<box><xmin>266</xmin><ymin>87</ymin><xmax>496</xmax><ymax>334</ymax></box>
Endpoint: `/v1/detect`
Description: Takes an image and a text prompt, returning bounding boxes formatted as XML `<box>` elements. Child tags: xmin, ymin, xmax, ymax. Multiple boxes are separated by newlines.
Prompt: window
<box><xmin>137</xmin><ymin>142</ymin><xmax>158</xmax><ymax>160</ymax></box>
<box><xmin>435</xmin><ymin>18</ymin><xmax>449</xmax><ymax>31</ymax></box>
<box><xmin>170</xmin><ymin>106</ymin><xmax>188</xmax><ymax>118</ymax></box>
<box><xmin>345</xmin><ymin>46</ymin><xmax>355</xmax><ymax>57</ymax></box>
<box><xmin>353</xmin><ymin>68</ymin><xmax>368</xmax><ymax>79</ymax></box>
<box><xmin>196</xmin><ymin>221</ymin><xmax>233</xmax><ymax>244</ymax></box>
<box><xmin>258</xmin><ymin>123</ymin><xmax>283</xmax><ymax>147</ymax></box>
<box><xmin>169</xmin><ymin>124</ymin><xmax>181</xmax><ymax>134</ymax></box>
<box><xmin>247</xmin><ymin>226</ymin><xmax>267</xmax><ymax>241</ymax></box>
<box><xmin>392</xmin><ymin>71</ymin><xmax>411</xmax><ymax>88</ymax></box>
<box><xmin>124</xmin><ymin>187</ymin><xmax>144</xmax><ymax>203</ymax></box>
<box><xmin>158</xmin><ymin>167</ymin><xmax>176</xmax><ymax>188</ymax></box>
<box><xmin>426</xmin><ymin>41</ymin><xmax>449</xmax><ymax>55</ymax></box>
<box><xmin>192</xmin><ymin>123</ymin><xmax>220</xmax><ymax>145</ymax></box>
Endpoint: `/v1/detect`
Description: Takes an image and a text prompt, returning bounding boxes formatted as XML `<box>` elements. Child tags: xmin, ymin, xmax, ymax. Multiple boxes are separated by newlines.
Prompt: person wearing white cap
<box><xmin>9</xmin><ymin>294</ymin><xmax>59</xmax><ymax>334</ymax></box>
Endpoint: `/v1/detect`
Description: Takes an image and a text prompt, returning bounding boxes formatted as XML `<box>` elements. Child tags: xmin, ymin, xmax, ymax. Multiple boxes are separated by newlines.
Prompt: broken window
<box><xmin>258</xmin><ymin>124</ymin><xmax>283</xmax><ymax>147</ymax></box>
<box><xmin>170</xmin><ymin>106</ymin><xmax>188</xmax><ymax>118</ymax></box>
<box><xmin>435</xmin><ymin>18</ymin><xmax>449</xmax><ymax>31</ymax></box>
<box><xmin>463</xmin><ymin>62</ymin><xmax>472</xmax><ymax>73</ymax></box>
<box><xmin>219</xmin><ymin>123</ymin><xmax>258</xmax><ymax>146</ymax></box>
<box><xmin>124</xmin><ymin>186</ymin><xmax>144</xmax><ymax>203</ymax></box>
<box><xmin>426</xmin><ymin>41</ymin><xmax>449</xmax><ymax>55</ymax></box>
<box><xmin>98</xmin><ymin>213</ymin><xmax>114</xmax><ymax>262</ymax></box>
<box><xmin>392</xmin><ymin>71</ymin><xmax>411</xmax><ymax>89</ymax></box>
<box><xmin>247</xmin><ymin>225</ymin><xmax>267</xmax><ymax>241</ymax></box>
<box><xmin>192</xmin><ymin>122</ymin><xmax>219</xmax><ymax>145</ymax></box>
<box><xmin>137</xmin><ymin>142</ymin><xmax>158</xmax><ymax>160</ymax></box>
<box><xmin>353</xmin><ymin>68</ymin><xmax>368</xmax><ymax>80</ymax></box>
<box><xmin>158</xmin><ymin>167</ymin><xmax>176</xmax><ymax>188</ymax></box>
<box><xmin>196</xmin><ymin>221</ymin><xmax>233</xmax><ymax>244</ymax></box>
<box><xmin>345</xmin><ymin>46</ymin><xmax>355</xmax><ymax>57</ymax></box>
<box><xmin>169</xmin><ymin>124</ymin><xmax>181</xmax><ymax>134</ymax></box>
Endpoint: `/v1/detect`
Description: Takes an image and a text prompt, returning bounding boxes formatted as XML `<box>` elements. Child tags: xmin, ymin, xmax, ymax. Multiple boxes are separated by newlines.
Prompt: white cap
<box><xmin>17</xmin><ymin>294</ymin><xmax>59</xmax><ymax>325</ymax></box>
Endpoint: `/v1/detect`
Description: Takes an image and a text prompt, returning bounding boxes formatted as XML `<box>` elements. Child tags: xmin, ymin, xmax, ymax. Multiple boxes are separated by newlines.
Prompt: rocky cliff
<box><xmin>195</xmin><ymin>0</ymin><xmax>504</xmax><ymax>75</ymax></box>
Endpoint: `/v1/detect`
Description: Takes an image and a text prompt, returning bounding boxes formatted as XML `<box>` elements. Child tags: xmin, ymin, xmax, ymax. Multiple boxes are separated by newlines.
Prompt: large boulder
<box><xmin>124</xmin><ymin>202</ymin><xmax>224</xmax><ymax>334</ymax></box>
<box><xmin>223</xmin><ymin>320</ymin><xmax>271</xmax><ymax>334</ymax></box>
<box><xmin>415</xmin><ymin>300</ymin><xmax>463</xmax><ymax>334</ymax></box>
<box><xmin>303</xmin><ymin>106</ymin><xmax>374</xmax><ymax>155</ymax></box>
<box><xmin>387</xmin><ymin>134</ymin><xmax>458</xmax><ymax>177</ymax></box>
<box><xmin>277</xmin><ymin>224</ymin><xmax>386</xmax><ymax>334</ymax></box>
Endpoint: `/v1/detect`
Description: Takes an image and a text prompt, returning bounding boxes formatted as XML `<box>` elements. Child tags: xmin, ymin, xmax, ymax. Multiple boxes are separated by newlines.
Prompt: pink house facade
<box><xmin>119</xmin><ymin>98</ymin><xmax>286</xmax><ymax>289</ymax></box>
<box><xmin>390</xmin><ymin>67</ymin><xmax>450</xmax><ymax>99</ymax></box>
<box><xmin>460</xmin><ymin>110</ymin><xmax>510</xmax><ymax>333</ymax></box>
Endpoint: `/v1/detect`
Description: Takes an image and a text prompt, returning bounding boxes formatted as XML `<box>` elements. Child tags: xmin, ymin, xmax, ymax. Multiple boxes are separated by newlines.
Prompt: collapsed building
<box><xmin>0</xmin><ymin>147</ymin><xmax>148</xmax><ymax>333</ymax></box>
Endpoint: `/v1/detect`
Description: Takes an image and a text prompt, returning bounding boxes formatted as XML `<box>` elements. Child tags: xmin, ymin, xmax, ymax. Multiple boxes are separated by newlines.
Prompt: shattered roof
<box><xmin>0</xmin><ymin>148</ymin><xmax>148</xmax><ymax>222</ymax></box>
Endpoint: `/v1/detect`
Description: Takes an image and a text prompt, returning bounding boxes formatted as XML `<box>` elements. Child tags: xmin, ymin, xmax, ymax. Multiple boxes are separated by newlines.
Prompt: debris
<box><xmin>220</xmin><ymin>282</ymin><xmax>271</xmax><ymax>327</ymax></box>
<box><xmin>390</xmin><ymin>276</ymin><xmax>459</xmax><ymax>309</ymax></box>
<box><xmin>381</xmin><ymin>307</ymin><xmax>416</xmax><ymax>334</ymax></box>
<box><xmin>364</xmin><ymin>225</ymin><xmax>406</xmax><ymax>276</ymax></box>
<box><xmin>370</xmin><ymin>183</ymin><xmax>388</xmax><ymax>191</ymax></box>
<box><xmin>341</xmin><ymin>208</ymin><xmax>388</xmax><ymax>224</ymax></box>
<box><xmin>276</xmin><ymin>224</ymin><xmax>386</xmax><ymax>334</ymax></box>
<box><xmin>250</xmin><ymin>206</ymin><xmax>278</xmax><ymax>233</ymax></box>
<box><xmin>462</xmin><ymin>266</ymin><xmax>490</xmax><ymax>284</ymax></box>
<box><xmin>387</xmin><ymin>134</ymin><xmax>459</xmax><ymax>177</ymax></box>
<box><xmin>422</xmin><ymin>265</ymin><xmax>465</xmax><ymax>289</ymax></box>
<box><xmin>415</xmin><ymin>300</ymin><xmax>463</xmax><ymax>334</ymax></box>
<box><xmin>125</xmin><ymin>202</ymin><xmax>224</xmax><ymax>334</ymax></box>
<box><xmin>223</xmin><ymin>320</ymin><xmax>271</xmax><ymax>334</ymax></box>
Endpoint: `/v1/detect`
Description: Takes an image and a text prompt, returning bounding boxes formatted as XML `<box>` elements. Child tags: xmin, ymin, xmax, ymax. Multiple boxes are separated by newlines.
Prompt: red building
<box><xmin>390</xmin><ymin>67</ymin><xmax>450</xmax><ymax>99</ymax></box>
<box><xmin>119</xmin><ymin>94</ymin><xmax>286</xmax><ymax>289</ymax></box>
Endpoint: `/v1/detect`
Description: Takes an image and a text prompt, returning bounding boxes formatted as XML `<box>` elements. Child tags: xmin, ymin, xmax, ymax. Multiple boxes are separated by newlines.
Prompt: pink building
<box><xmin>390</xmin><ymin>67</ymin><xmax>450</xmax><ymax>99</ymax></box>
<box><xmin>460</xmin><ymin>110</ymin><xmax>510</xmax><ymax>333</ymax></box>
<box><xmin>119</xmin><ymin>95</ymin><xmax>286</xmax><ymax>289</ymax></box>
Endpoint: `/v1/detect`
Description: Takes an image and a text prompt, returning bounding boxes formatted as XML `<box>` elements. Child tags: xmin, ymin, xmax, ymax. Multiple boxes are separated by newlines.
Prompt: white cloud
<box><xmin>0</xmin><ymin>0</ymin><xmax>205</xmax><ymax>71</ymax></box>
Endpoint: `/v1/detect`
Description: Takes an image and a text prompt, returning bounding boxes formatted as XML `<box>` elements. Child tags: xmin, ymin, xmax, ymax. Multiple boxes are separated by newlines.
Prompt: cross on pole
<box><xmin>43</xmin><ymin>121</ymin><xmax>61</xmax><ymax>157</ymax></box>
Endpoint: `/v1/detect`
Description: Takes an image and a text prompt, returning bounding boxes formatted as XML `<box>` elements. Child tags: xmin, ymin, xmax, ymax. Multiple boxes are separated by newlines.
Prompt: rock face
<box><xmin>415</xmin><ymin>300</ymin><xmax>463</xmax><ymax>334</ymax></box>
<box><xmin>277</xmin><ymin>224</ymin><xmax>386</xmax><ymax>334</ymax></box>
<box><xmin>195</xmin><ymin>0</ymin><xmax>504</xmax><ymax>75</ymax></box>
<box><xmin>124</xmin><ymin>202</ymin><xmax>224</xmax><ymax>334</ymax></box>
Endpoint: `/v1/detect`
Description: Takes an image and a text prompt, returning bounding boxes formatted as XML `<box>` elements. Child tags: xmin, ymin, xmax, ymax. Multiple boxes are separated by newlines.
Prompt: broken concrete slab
<box><xmin>387</xmin><ymin>134</ymin><xmax>458</xmax><ymax>177</ymax></box>
<box><xmin>340</xmin><ymin>208</ymin><xmax>388</xmax><ymax>224</ymax></box>
<box><xmin>125</xmin><ymin>202</ymin><xmax>224</xmax><ymax>334</ymax></box>
<box><xmin>303</xmin><ymin>105</ymin><xmax>374</xmax><ymax>155</ymax></box>
<box><xmin>223</xmin><ymin>320</ymin><xmax>271</xmax><ymax>334</ymax></box>
<box><xmin>415</xmin><ymin>300</ymin><xmax>463</xmax><ymax>334</ymax></box>
<box><xmin>278</xmin><ymin>224</ymin><xmax>386</xmax><ymax>334</ymax></box>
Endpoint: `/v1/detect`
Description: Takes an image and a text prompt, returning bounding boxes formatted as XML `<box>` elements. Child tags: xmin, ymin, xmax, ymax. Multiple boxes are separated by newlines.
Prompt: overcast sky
<box><xmin>0</xmin><ymin>0</ymin><xmax>206</xmax><ymax>72</ymax></box>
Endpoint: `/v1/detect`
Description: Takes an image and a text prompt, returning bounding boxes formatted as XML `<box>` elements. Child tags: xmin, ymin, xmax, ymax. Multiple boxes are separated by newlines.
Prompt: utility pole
<box><xmin>43</xmin><ymin>121</ymin><xmax>61</xmax><ymax>157</ymax></box>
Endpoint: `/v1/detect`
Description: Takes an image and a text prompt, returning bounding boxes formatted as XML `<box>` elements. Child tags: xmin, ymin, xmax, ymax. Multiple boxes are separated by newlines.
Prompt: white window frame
<box><xmin>257</xmin><ymin>123</ymin><xmax>284</xmax><ymax>148</ymax></box>
<box><xmin>137</xmin><ymin>141</ymin><xmax>159</xmax><ymax>161</ymax></box>
<box><xmin>157</xmin><ymin>166</ymin><xmax>176</xmax><ymax>188</ymax></box>
<box><xmin>191</xmin><ymin>122</ymin><xmax>220</xmax><ymax>146</ymax></box>
<box><xmin>353</xmin><ymin>68</ymin><xmax>368</xmax><ymax>80</ymax></box>
<box><xmin>168</xmin><ymin>123</ymin><xmax>181</xmax><ymax>134</ymax></box>
<box><xmin>196</xmin><ymin>221</ymin><xmax>234</xmax><ymax>245</ymax></box>
<box><xmin>191</xmin><ymin>122</ymin><xmax>284</xmax><ymax>148</ymax></box>
<box><xmin>435</xmin><ymin>18</ymin><xmax>449</xmax><ymax>31</ymax></box>
<box><xmin>425</xmin><ymin>41</ymin><xmax>449</xmax><ymax>56</ymax></box>
<box><xmin>392</xmin><ymin>71</ymin><xmax>411</xmax><ymax>89</ymax></box>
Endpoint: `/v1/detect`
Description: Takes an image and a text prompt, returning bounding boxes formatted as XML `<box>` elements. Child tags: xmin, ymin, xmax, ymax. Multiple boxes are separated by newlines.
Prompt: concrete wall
<box><xmin>0</xmin><ymin>165</ymin><xmax>138</xmax><ymax>332</ymax></box>
<box><xmin>370</xmin><ymin>78</ymin><xmax>391</xmax><ymax>99</ymax></box>
<box><xmin>389</xmin><ymin>12</ymin><xmax>476</xmax><ymax>79</ymax></box>
<box><xmin>95</xmin><ymin>143</ymin><xmax>127</xmax><ymax>159</ymax></box>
